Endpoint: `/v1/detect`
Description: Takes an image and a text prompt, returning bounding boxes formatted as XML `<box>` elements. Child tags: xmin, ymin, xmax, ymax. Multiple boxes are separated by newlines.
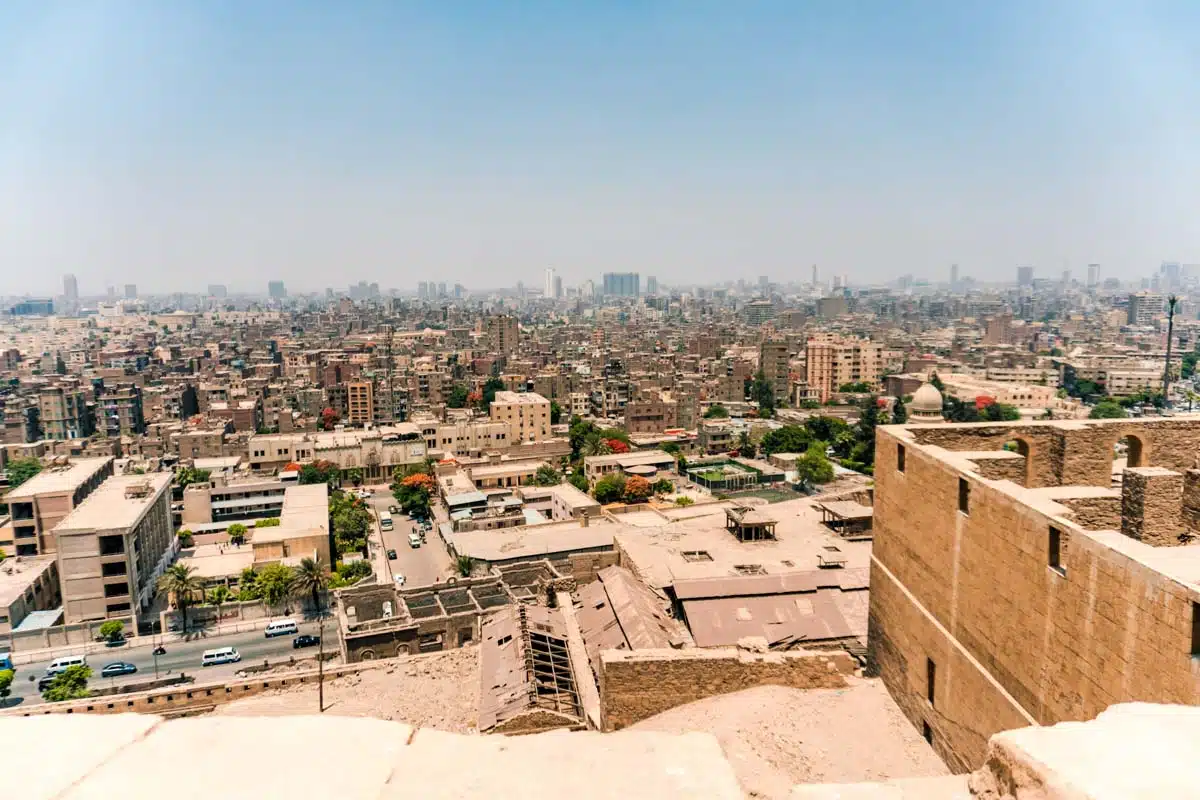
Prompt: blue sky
<box><xmin>3</xmin><ymin>1</ymin><xmax>1200</xmax><ymax>293</ymax></box>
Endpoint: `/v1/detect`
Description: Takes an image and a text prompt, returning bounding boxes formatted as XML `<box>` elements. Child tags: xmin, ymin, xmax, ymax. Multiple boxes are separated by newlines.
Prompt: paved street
<box><xmin>366</xmin><ymin>488</ymin><xmax>452</xmax><ymax>589</ymax></box>
<box><xmin>4</xmin><ymin>620</ymin><xmax>327</xmax><ymax>709</ymax></box>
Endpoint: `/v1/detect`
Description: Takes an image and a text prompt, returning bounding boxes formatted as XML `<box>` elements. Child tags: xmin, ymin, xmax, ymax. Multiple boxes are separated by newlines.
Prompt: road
<box><xmin>366</xmin><ymin>488</ymin><xmax>451</xmax><ymax>589</ymax></box>
<box><xmin>4</xmin><ymin>620</ymin><xmax>326</xmax><ymax>708</ymax></box>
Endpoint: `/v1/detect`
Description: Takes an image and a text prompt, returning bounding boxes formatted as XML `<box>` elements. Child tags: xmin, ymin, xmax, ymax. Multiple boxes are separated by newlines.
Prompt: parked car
<box><xmin>104</xmin><ymin>637</ymin><xmax>127</xmax><ymax>648</ymax></box>
<box><xmin>386</xmin><ymin>548</ymin><xmax>397</xmax><ymax>560</ymax></box>
<box><xmin>37</xmin><ymin>674</ymin><xmax>56</xmax><ymax>691</ymax></box>
<box><xmin>388</xmin><ymin>505</ymin><xmax>401</xmax><ymax>515</ymax></box>
<box><xmin>408</xmin><ymin>532</ymin><xmax>422</xmax><ymax>548</ymax></box>
<box><xmin>292</xmin><ymin>635</ymin><xmax>321</xmax><ymax>649</ymax></box>
<box><xmin>394</xmin><ymin>573</ymin><xmax>406</xmax><ymax>586</ymax></box>
<box><xmin>100</xmin><ymin>662</ymin><xmax>138</xmax><ymax>678</ymax></box>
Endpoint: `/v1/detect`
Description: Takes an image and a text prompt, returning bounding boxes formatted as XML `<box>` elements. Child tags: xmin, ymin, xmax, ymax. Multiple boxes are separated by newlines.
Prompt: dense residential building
<box><xmin>805</xmin><ymin>334</ymin><xmax>883</xmax><ymax>402</ymax></box>
<box><xmin>3</xmin><ymin>457</ymin><xmax>114</xmax><ymax>557</ymax></box>
<box><xmin>97</xmin><ymin>385</ymin><xmax>146</xmax><ymax>438</ymax></box>
<box><xmin>39</xmin><ymin>386</ymin><xmax>94</xmax><ymax>440</ymax></box>
<box><xmin>345</xmin><ymin>381</ymin><xmax>374</xmax><ymax>425</ymax></box>
<box><xmin>486</xmin><ymin>314</ymin><xmax>519</xmax><ymax>357</ymax></box>
<box><xmin>490</xmin><ymin>391</ymin><xmax>551</xmax><ymax>443</ymax></box>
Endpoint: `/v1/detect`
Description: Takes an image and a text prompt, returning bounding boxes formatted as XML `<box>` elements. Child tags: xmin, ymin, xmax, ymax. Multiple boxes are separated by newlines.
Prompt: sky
<box><xmin>3</xmin><ymin>1</ymin><xmax>1200</xmax><ymax>295</ymax></box>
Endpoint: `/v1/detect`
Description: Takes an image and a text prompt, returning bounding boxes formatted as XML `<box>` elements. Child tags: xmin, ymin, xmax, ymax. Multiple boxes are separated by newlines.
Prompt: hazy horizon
<box><xmin>4</xmin><ymin>2</ymin><xmax>1200</xmax><ymax>294</ymax></box>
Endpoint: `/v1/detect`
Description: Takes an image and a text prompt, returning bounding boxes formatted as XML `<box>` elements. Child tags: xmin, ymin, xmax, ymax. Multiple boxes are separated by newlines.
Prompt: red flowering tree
<box><xmin>622</xmin><ymin>475</ymin><xmax>652</xmax><ymax>503</ymax></box>
<box><xmin>606</xmin><ymin>438</ymin><xmax>630</xmax><ymax>454</ymax></box>
<box><xmin>320</xmin><ymin>407</ymin><xmax>339</xmax><ymax>431</ymax></box>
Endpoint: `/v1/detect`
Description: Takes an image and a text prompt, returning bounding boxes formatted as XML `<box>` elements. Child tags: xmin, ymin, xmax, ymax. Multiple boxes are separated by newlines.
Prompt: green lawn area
<box><xmin>727</xmin><ymin>485</ymin><xmax>806</xmax><ymax>503</ymax></box>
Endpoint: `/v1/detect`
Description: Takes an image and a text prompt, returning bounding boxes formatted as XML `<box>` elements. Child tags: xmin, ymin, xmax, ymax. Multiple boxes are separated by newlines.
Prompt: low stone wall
<box><xmin>0</xmin><ymin>657</ymin><xmax>398</xmax><ymax>718</ymax></box>
<box><xmin>598</xmin><ymin>646</ymin><xmax>854</xmax><ymax>731</ymax></box>
<box><xmin>2</xmin><ymin>616</ymin><xmax>135</xmax><ymax>655</ymax></box>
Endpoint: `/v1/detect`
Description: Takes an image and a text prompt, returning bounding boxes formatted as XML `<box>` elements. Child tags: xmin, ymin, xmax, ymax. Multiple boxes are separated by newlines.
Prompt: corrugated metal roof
<box><xmin>672</xmin><ymin>568</ymin><xmax>868</xmax><ymax>601</ymax></box>
<box><xmin>682</xmin><ymin>589</ymin><xmax>858</xmax><ymax>648</ymax></box>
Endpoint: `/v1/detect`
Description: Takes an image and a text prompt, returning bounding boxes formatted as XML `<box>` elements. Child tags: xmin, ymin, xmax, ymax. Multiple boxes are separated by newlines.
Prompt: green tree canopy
<box><xmin>795</xmin><ymin>445</ymin><xmax>836</xmax><ymax>486</ymax></box>
<box><xmin>0</xmin><ymin>668</ymin><xmax>13</xmax><ymax>707</ymax></box>
<box><xmin>292</xmin><ymin>556</ymin><xmax>330</xmax><ymax>612</ymax></box>
<box><xmin>703</xmin><ymin>404</ymin><xmax>729</xmax><ymax>419</ymax></box>
<box><xmin>533</xmin><ymin>465</ymin><xmax>561</xmax><ymax>486</ymax></box>
<box><xmin>257</xmin><ymin>563</ymin><xmax>296</xmax><ymax>608</ymax></box>
<box><xmin>299</xmin><ymin>460</ymin><xmax>340</xmax><ymax>486</ymax></box>
<box><xmin>98</xmin><ymin>620</ymin><xmax>125</xmax><ymax>642</ymax></box>
<box><xmin>760</xmin><ymin>425</ymin><xmax>811</xmax><ymax>456</ymax></box>
<box><xmin>43</xmin><ymin>665</ymin><xmax>92</xmax><ymax>702</ymax></box>
<box><xmin>1089</xmin><ymin>401</ymin><xmax>1127</xmax><ymax>419</ymax></box>
<box><xmin>175</xmin><ymin>466</ymin><xmax>211</xmax><ymax>489</ymax></box>
<box><xmin>593</xmin><ymin>473</ymin><xmax>626</xmax><ymax>504</ymax></box>
<box><xmin>6</xmin><ymin>457</ymin><xmax>42</xmax><ymax>490</ymax></box>
<box><xmin>480</xmin><ymin>377</ymin><xmax>507</xmax><ymax>411</ymax></box>
<box><xmin>549</xmin><ymin>400</ymin><xmax>563</xmax><ymax>425</ymax></box>
<box><xmin>157</xmin><ymin>563</ymin><xmax>205</xmax><ymax>633</ymax></box>
<box><xmin>446</xmin><ymin>384</ymin><xmax>470</xmax><ymax>409</ymax></box>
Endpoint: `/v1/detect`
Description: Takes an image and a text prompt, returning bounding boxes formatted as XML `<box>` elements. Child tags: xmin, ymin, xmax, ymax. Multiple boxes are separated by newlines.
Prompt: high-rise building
<box><xmin>646</xmin><ymin>276</ymin><xmax>658</xmax><ymax>295</ymax></box>
<box><xmin>124</xmin><ymin>284</ymin><xmax>137</xmax><ymax>300</ymax></box>
<box><xmin>950</xmin><ymin>264</ymin><xmax>959</xmax><ymax>287</ymax></box>
<box><xmin>811</xmin><ymin>264</ymin><xmax>819</xmax><ymax>287</ymax></box>
<box><xmin>39</xmin><ymin>386</ymin><xmax>95</xmax><ymax>440</ymax></box>
<box><xmin>63</xmin><ymin>274</ymin><xmax>79</xmax><ymax>304</ymax></box>
<box><xmin>486</xmin><ymin>314</ymin><xmax>519</xmax><ymax>356</ymax></box>
<box><xmin>268</xmin><ymin>280</ymin><xmax>287</xmax><ymax>299</ymax></box>
<box><xmin>1017</xmin><ymin>266</ymin><xmax>1034</xmax><ymax>286</ymax></box>
<box><xmin>98</xmin><ymin>385</ymin><xmax>146</xmax><ymax>438</ymax></box>
<box><xmin>553</xmin><ymin>275</ymin><xmax>563</xmax><ymax>300</ymax></box>
<box><xmin>759</xmin><ymin>340</ymin><xmax>790</xmax><ymax>402</ymax></box>
<box><xmin>805</xmin><ymin>335</ymin><xmax>882</xmax><ymax>402</ymax></box>
<box><xmin>438</xmin><ymin>282</ymin><xmax>448</xmax><ymax>298</ymax></box>
<box><xmin>544</xmin><ymin>268</ymin><xmax>556</xmax><ymax>299</ymax></box>
<box><xmin>758</xmin><ymin>275</ymin><xmax>770</xmax><ymax>297</ymax></box>
<box><xmin>490</xmin><ymin>391</ymin><xmax>551</xmax><ymax>443</ymax></box>
<box><xmin>345</xmin><ymin>382</ymin><xmax>374</xmax><ymax>425</ymax></box>
<box><xmin>208</xmin><ymin>284</ymin><xmax>228</xmax><ymax>298</ymax></box>
<box><xmin>1087</xmin><ymin>264</ymin><xmax>1100</xmax><ymax>287</ymax></box>
<box><xmin>1128</xmin><ymin>291</ymin><xmax>1166</xmax><ymax>326</ymax></box>
<box><xmin>581</xmin><ymin>280</ymin><xmax>595</xmax><ymax>301</ymax></box>
<box><xmin>602</xmin><ymin>272</ymin><xmax>640</xmax><ymax>297</ymax></box>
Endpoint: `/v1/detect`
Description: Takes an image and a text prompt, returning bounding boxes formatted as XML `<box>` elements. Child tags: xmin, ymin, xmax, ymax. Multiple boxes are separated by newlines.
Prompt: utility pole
<box><xmin>317</xmin><ymin>610</ymin><xmax>325</xmax><ymax>713</ymax></box>
<box><xmin>1164</xmin><ymin>295</ymin><xmax>1178</xmax><ymax>404</ymax></box>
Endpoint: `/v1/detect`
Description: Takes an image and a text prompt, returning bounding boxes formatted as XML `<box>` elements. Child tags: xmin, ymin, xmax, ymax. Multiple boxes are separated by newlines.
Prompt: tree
<box><xmin>479</xmin><ymin>377</ymin><xmax>506</xmax><ymax>411</ymax></box>
<box><xmin>344</xmin><ymin>467</ymin><xmax>364</xmax><ymax>487</ymax></box>
<box><xmin>704</xmin><ymin>404</ymin><xmax>730</xmax><ymax>419</ymax></box>
<box><xmin>42</xmin><ymin>665</ymin><xmax>92</xmax><ymax>702</ymax></box>
<box><xmin>5</xmin><ymin>457</ymin><xmax>42</xmax><ymax>490</ymax></box>
<box><xmin>569</xmin><ymin>418</ymin><xmax>596</xmax><ymax>457</ymax></box>
<box><xmin>929</xmin><ymin>372</ymin><xmax>946</xmax><ymax>393</ymax></box>
<box><xmin>891</xmin><ymin>398</ymin><xmax>908</xmax><ymax>424</ymax></box>
<box><xmin>622</xmin><ymin>475</ymin><xmax>652</xmax><ymax>503</ymax></box>
<box><xmin>752</xmin><ymin>370</ymin><xmax>775</xmax><ymax>417</ymax></box>
<box><xmin>534</xmin><ymin>465</ymin><xmax>561</xmax><ymax>486</ymax></box>
<box><xmin>606</xmin><ymin>438</ymin><xmax>630</xmax><ymax>454</ymax></box>
<box><xmin>237</xmin><ymin>566</ymin><xmax>261</xmax><ymax>601</ymax></box>
<box><xmin>98</xmin><ymin>620</ymin><xmax>125</xmax><ymax>642</ymax></box>
<box><xmin>580</xmin><ymin>433</ymin><xmax>612</xmax><ymax>458</ymax></box>
<box><xmin>736</xmin><ymin>431</ymin><xmax>756</xmax><ymax>458</ymax></box>
<box><xmin>207</xmin><ymin>585</ymin><xmax>231</xmax><ymax>628</ymax></box>
<box><xmin>299</xmin><ymin>460</ymin><xmax>340</xmax><ymax>486</ymax></box>
<box><xmin>319</xmin><ymin>407</ymin><xmax>340</xmax><ymax>431</ymax></box>
<box><xmin>174</xmin><ymin>466</ymin><xmax>211</xmax><ymax>490</ymax></box>
<box><xmin>651</xmin><ymin>478</ymin><xmax>674</xmax><ymax>495</ymax></box>
<box><xmin>593</xmin><ymin>473</ymin><xmax>626</xmax><ymax>504</ymax></box>
<box><xmin>674</xmin><ymin>496</ymin><xmax>694</xmax><ymax>507</ymax></box>
<box><xmin>549</xmin><ymin>400</ymin><xmax>563</xmax><ymax>425</ymax></box>
<box><xmin>456</xmin><ymin>555</ymin><xmax>475</xmax><ymax>578</ymax></box>
<box><xmin>177</xmin><ymin>529</ymin><xmax>194</xmax><ymax>548</ymax></box>
<box><xmin>254</xmin><ymin>517</ymin><xmax>281</xmax><ymax>527</ymax></box>
<box><xmin>851</xmin><ymin>396</ymin><xmax>882</xmax><ymax>472</ymax></box>
<box><xmin>227</xmin><ymin>523</ymin><xmax>247</xmax><ymax>546</ymax></box>
<box><xmin>446</xmin><ymin>384</ymin><xmax>470</xmax><ymax>409</ymax></box>
<box><xmin>760</xmin><ymin>425</ymin><xmax>811</xmax><ymax>456</ymax></box>
<box><xmin>330</xmin><ymin>491</ymin><xmax>372</xmax><ymax>554</ymax></box>
<box><xmin>839</xmin><ymin>381</ymin><xmax>872</xmax><ymax>393</ymax></box>
<box><xmin>292</xmin><ymin>557</ymin><xmax>330</xmax><ymax>613</ymax></box>
<box><xmin>257</xmin><ymin>563</ymin><xmax>296</xmax><ymax>610</ymax></box>
<box><xmin>158</xmin><ymin>563</ymin><xmax>205</xmax><ymax>633</ymax></box>
<box><xmin>805</xmin><ymin>416</ymin><xmax>853</xmax><ymax>454</ymax></box>
<box><xmin>981</xmin><ymin>402</ymin><xmax>1021</xmax><ymax>422</ymax></box>
<box><xmin>0</xmin><ymin>548</ymin><xmax>6</xmax><ymax>564</ymax></box>
<box><xmin>0</xmin><ymin>668</ymin><xmax>13</xmax><ymax>707</ymax></box>
<box><xmin>1089</xmin><ymin>401</ymin><xmax>1127</xmax><ymax>419</ymax></box>
<box><xmin>795</xmin><ymin>445</ymin><xmax>836</xmax><ymax>487</ymax></box>
<box><xmin>1182</xmin><ymin>351</ymin><xmax>1199</xmax><ymax>380</ymax></box>
<box><xmin>567</xmin><ymin>467</ymin><xmax>589</xmax><ymax>493</ymax></box>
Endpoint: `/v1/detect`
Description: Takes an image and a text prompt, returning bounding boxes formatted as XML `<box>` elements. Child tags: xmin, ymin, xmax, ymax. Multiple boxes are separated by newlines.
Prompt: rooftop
<box><xmin>55</xmin><ymin>473</ymin><xmax>171</xmax><ymax>532</ymax></box>
<box><xmin>5</xmin><ymin>457</ymin><xmax>112</xmax><ymax>500</ymax></box>
<box><xmin>446</xmin><ymin>518</ymin><xmax>616</xmax><ymax>563</ymax></box>
<box><xmin>250</xmin><ymin>483</ymin><xmax>330</xmax><ymax>543</ymax></box>
<box><xmin>0</xmin><ymin>554</ymin><xmax>56</xmax><ymax>609</ymax></box>
<box><xmin>492</xmin><ymin>391</ymin><xmax>549</xmax><ymax>405</ymax></box>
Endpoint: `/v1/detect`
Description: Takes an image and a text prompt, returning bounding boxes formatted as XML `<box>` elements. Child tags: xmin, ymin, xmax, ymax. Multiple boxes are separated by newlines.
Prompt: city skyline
<box><xmin>5</xmin><ymin>3</ymin><xmax>1200</xmax><ymax>293</ymax></box>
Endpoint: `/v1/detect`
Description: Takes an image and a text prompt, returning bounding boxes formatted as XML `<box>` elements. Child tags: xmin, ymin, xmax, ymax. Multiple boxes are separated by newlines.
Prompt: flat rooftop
<box><xmin>446</xmin><ymin>518</ymin><xmax>616</xmax><ymax>563</ymax></box>
<box><xmin>251</xmin><ymin>483</ymin><xmax>330</xmax><ymax>542</ymax></box>
<box><xmin>0</xmin><ymin>554</ymin><xmax>56</xmax><ymax>609</ymax></box>
<box><xmin>492</xmin><ymin>391</ymin><xmax>548</xmax><ymax>405</ymax></box>
<box><xmin>5</xmin><ymin>457</ymin><xmax>112</xmax><ymax>500</ymax></box>
<box><xmin>176</xmin><ymin>544</ymin><xmax>255</xmax><ymax>580</ymax></box>
<box><xmin>55</xmin><ymin>473</ymin><xmax>172</xmax><ymax>533</ymax></box>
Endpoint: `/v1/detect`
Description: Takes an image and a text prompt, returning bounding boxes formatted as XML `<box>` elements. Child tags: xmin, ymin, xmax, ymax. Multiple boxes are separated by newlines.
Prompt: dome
<box><xmin>910</xmin><ymin>382</ymin><xmax>944</xmax><ymax>414</ymax></box>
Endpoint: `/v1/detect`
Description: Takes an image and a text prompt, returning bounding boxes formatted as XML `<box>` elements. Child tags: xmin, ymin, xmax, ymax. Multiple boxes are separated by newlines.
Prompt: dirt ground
<box><xmin>628</xmin><ymin>678</ymin><xmax>948</xmax><ymax>799</ymax></box>
<box><xmin>213</xmin><ymin>646</ymin><xmax>480</xmax><ymax>733</ymax></box>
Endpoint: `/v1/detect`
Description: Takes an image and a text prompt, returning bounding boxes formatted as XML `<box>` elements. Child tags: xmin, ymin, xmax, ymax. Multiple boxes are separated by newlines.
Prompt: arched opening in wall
<box><xmin>1003</xmin><ymin>438</ymin><xmax>1033</xmax><ymax>486</ymax></box>
<box><xmin>1113</xmin><ymin>434</ymin><xmax>1146</xmax><ymax>486</ymax></box>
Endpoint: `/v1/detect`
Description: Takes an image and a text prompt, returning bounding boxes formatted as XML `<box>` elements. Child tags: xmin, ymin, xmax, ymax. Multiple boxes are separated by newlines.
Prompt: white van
<box><xmin>379</xmin><ymin>511</ymin><xmax>393</xmax><ymax>532</ymax></box>
<box><xmin>264</xmin><ymin>619</ymin><xmax>299</xmax><ymax>638</ymax></box>
<box><xmin>45</xmin><ymin>655</ymin><xmax>87</xmax><ymax>676</ymax></box>
<box><xmin>200</xmin><ymin>647</ymin><xmax>241</xmax><ymax>667</ymax></box>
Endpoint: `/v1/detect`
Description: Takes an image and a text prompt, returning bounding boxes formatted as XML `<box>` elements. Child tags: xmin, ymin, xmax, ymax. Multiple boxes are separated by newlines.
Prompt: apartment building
<box><xmin>208</xmin><ymin>398</ymin><xmax>263</xmax><ymax>433</ymax></box>
<box><xmin>486</xmin><ymin>315</ymin><xmax>519</xmax><ymax>357</ymax></box>
<box><xmin>623</xmin><ymin>392</ymin><xmax>679</xmax><ymax>434</ymax></box>
<box><xmin>415</xmin><ymin>417</ymin><xmax>511</xmax><ymax>455</ymax></box>
<box><xmin>1127</xmin><ymin>291</ymin><xmax>1165</xmax><ymax>326</ymax></box>
<box><xmin>54</xmin><ymin>472</ymin><xmax>173</xmax><ymax>622</ymax></box>
<box><xmin>182</xmin><ymin>479</ymin><xmax>288</xmax><ymax>527</ymax></box>
<box><xmin>345</xmin><ymin>381</ymin><xmax>374</xmax><ymax>425</ymax></box>
<box><xmin>759</xmin><ymin>340</ymin><xmax>791</xmax><ymax>402</ymax></box>
<box><xmin>97</xmin><ymin>385</ymin><xmax>146</xmax><ymax>438</ymax></box>
<box><xmin>490</xmin><ymin>391</ymin><xmax>551</xmax><ymax>443</ymax></box>
<box><xmin>805</xmin><ymin>335</ymin><xmax>883</xmax><ymax>402</ymax></box>
<box><xmin>0</xmin><ymin>555</ymin><xmax>60</xmax><ymax>635</ymax></box>
<box><xmin>38</xmin><ymin>386</ymin><xmax>94</xmax><ymax>440</ymax></box>
<box><xmin>4</xmin><ymin>457</ymin><xmax>114</xmax><ymax>557</ymax></box>
<box><xmin>246</xmin><ymin>426</ymin><xmax>427</xmax><ymax>481</ymax></box>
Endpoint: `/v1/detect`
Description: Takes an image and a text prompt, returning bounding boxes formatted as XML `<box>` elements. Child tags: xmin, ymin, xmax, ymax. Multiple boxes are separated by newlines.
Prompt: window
<box><xmin>926</xmin><ymin>657</ymin><xmax>936</xmax><ymax>705</ymax></box>
<box><xmin>733</xmin><ymin>564</ymin><xmax>767</xmax><ymax>575</ymax></box>
<box><xmin>1049</xmin><ymin>526</ymin><xmax>1066</xmax><ymax>576</ymax></box>
<box><xmin>99</xmin><ymin>535</ymin><xmax>125</xmax><ymax>555</ymax></box>
<box><xmin>958</xmin><ymin>478</ymin><xmax>970</xmax><ymax>515</ymax></box>
<box><xmin>101</xmin><ymin>562</ymin><xmax>128</xmax><ymax>577</ymax></box>
<box><xmin>1192</xmin><ymin>603</ymin><xmax>1200</xmax><ymax>659</ymax></box>
<box><xmin>104</xmin><ymin>583</ymin><xmax>128</xmax><ymax>598</ymax></box>
<box><xmin>897</xmin><ymin>444</ymin><xmax>906</xmax><ymax>473</ymax></box>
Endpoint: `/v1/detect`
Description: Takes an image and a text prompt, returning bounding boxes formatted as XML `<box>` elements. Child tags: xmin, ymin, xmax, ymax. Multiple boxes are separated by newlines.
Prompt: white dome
<box><xmin>911</xmin><ymin>382</ymin><xmax>944</xmax><ymax>413</ymax></box>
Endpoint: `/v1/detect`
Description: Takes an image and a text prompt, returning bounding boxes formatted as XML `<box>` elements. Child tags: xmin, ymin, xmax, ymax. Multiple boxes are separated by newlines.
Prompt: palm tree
<box><xmin>580</xmin><ymin>433</ymin><xmax>611</xmax><ymax>458</ymax></box>
<box><xmin>291</xmin><ymin>557</ymin><xmax>330</xmax><ymax>614</ymax></box>
<box><xmin>157</xmin><ymin>563</ymin><xmax>205</xmax><ymax>634</ymax></box>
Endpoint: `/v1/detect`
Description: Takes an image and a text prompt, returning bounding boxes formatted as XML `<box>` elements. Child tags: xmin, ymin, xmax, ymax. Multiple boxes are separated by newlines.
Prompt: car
<box><xmin>408</xmin><ymin>532</ymin><xmax>422</xmax><ymax>548</ymax></box>
<box><xmin>104</xmin><ymin>636</ymin><xmax>127</xmax><ymax>648</ymax></box>
<box><xmin>386</xmin><ymin>548</ymin><xmax>397</xmax><ymax>560</ymax></box>
<box><xmin>393</xmin><ymin>573</ymin><xmax>406</xmax><ymax>586</ymax></box>
<box><xmin>37</xmin><ymin>675</ymin><xmax>55</xmax><ymax>691</ymax></box>
<box><xmin>292</xmin><ymin>634</ymin><xmax>321</xmax><ymax>649</ymax></box>
<box><xmin>100</xmin><ymin>662</ymin><xmax>138</xmax><ymax>678</ymax></box>
<box><xmin>388</xmin><ymin>505</ymin><xmax>401</xmax><ymax>515</ymax></box>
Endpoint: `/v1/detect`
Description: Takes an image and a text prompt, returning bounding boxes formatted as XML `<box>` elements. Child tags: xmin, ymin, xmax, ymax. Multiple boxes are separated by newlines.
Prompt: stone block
<box><xmin>1120</xmin><ymin>467</ymin><xmax>1184</xmax><ymax>546</ymax></box>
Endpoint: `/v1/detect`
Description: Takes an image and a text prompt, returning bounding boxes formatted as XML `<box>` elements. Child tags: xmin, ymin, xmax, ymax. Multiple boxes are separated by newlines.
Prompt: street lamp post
<box><xmin>317</xmin><ymin>611</ymin><xmax>326</xmax><ymax>713</ymax></box>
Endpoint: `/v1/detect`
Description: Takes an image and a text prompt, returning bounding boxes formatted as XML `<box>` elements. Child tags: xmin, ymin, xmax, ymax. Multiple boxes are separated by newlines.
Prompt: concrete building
<box><xmin>0</xmin><ymin>554</ymin><xmax>60</xmax><ymax>635</ymax></box>
<box><xmin>39</xmin><ymin>387</ymin><xmax>94</xmax><ymax>441</ymax></box>
<box><xmin>490</xmin><ymin>391</ymin><xmax>551</xmax><ymax>444</ymax></box>
<box><xmin>4</xmin><ymin>457</ymin><xmax>114</xmax><ymax>557</ymax></box>
<box><xmin>182</xmin><ymin>479</ymin><xmax>288</xmax><ymax>527</ymax></box>
<box><xmin>1127</xmin><ymin>291</ymin><xmax>1165</xmax><ymax>326</ymax></box>
<box><xmin>54</xmin><ymin>472</ymin><xmax>173</xmax><ymax>622</ymax></box>
<box><xmin>805</xmin><ymin>335</ymin><xmax>882</xmax><ymax>402</ymax></box>
<box><xmin>623</xmin><ymin>392</ymin><xmax>679</xmax><ymax>435</ymax></box>
<box><xmin>759</xmin><ymin>340</ymin><xmax>790</xmax><ymax>402</ymax></box>
<box><xmin>486</xmin><ymin>315</ymin><xmax>519</xmax><ymax>357</ymax></box>
<box><xmin>602</xmin><ymin>272</ymin><xmax>640</xmax><ymax>298</ymax></box>
<box><xmin>345</xmin><ymin>381</ymin><xmax>374</xmax><ymax>425</ymax></box>
<box><xmin>97</xmin><ymin>385</ymin><xmax>146</xmax><ymax>438</ymax></box>
<box><xmin>872</xmin><ymin>418</ymin><xmax>1200</xmax><ymax>772</ymax></box>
